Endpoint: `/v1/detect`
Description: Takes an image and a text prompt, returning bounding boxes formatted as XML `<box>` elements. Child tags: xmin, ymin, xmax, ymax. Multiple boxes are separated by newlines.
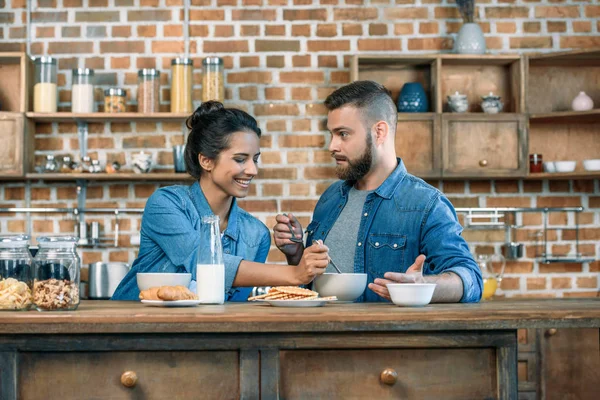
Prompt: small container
<box><xmin>33</xmin><ymin>236</ymin><xmax>80</xmax><ymax>311</ymax></box>
<box><xmin>137</xmin><ymin>68</ymin><xmax>160</xmax><ymax>113</ymax></box>
<box><xmin>44</xmin><ymin>155</ymin><xmax>58</xmax><ymax>173</ymax></box>
<box><xmin>171</xmin><ymin>58</ymin><xmax>194</xmax><ymax>113</ymax></box>
<box><xmin>529</xmin><ymin>154</ymin><xmax>543</xmax><ymax>173</ymax></box>
<box><xmin>202</xmin><ymin>57</ymin><xmax>224</xmax><ymax>102</ymax></box>
<box><xmin>60</xmin><ymin>156</ymin><xmax>73</xmax><ymax>173</ymax></box>
<box><xmin>0</xmin><ymin>234</ymin><xmax>33</xmax><ymax>311</ymax></box>
<box><xmin>71</xmin><ymin>68</ymin><xmax>95</xmax><ymax>113</ymax></box>
<box><xmin>80</xmin><ymin>156</ymin><xmax>92</xmax><ymax>173</ymax></box>
<box><xmin>104</xmin><ymin>88</ymin><xmax>127</xmax><ymax>113</ymax></box>
<box><xmin>33</xmin><ymin>56</ymin><xmax>58</xmax><ymax>113</ymax></box>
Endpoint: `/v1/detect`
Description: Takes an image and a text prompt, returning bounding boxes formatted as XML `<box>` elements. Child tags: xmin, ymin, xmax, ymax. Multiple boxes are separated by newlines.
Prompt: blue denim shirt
<box><xmin>111</xmin><ymin>181</ymin><xmax>271</xmax><ymax>301</ymax></box>
<box><xmin>306</xmin><ymin>159</ymin><xmax>482</xmax><ymax>303</ymax></box>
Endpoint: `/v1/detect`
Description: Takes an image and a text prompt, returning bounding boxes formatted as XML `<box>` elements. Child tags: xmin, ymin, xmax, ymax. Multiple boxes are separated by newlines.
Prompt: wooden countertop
<box><xmin>0</xmin><ymin>299</ymin><xmax>598</xmax><ymax>334</ymax></box>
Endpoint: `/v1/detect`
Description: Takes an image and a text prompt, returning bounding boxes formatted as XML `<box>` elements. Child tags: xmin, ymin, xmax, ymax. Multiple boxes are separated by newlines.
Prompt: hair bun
<box><xmin>187</xmin><ymin>101</ymin><xmax>224</xmax><ymax>129</ymax></box>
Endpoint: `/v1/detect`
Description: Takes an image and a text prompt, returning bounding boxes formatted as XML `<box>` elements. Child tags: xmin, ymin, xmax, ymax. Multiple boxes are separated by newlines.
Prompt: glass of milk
<box><xmin>195</xmin><ymin>215</ymin><xmax>225</xmax><ymax>304</ymax></box>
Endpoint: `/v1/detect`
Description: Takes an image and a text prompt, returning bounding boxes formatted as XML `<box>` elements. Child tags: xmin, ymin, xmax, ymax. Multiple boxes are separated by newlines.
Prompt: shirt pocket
<box><xmin>366</xmin><ymin>234</ymin><xmax>406</xmax><ymax>278</ymax></box>
<box><xmin>305</xmin><ymin>220</ymin><xmax>320</xmax><ymax>245</ymax></box>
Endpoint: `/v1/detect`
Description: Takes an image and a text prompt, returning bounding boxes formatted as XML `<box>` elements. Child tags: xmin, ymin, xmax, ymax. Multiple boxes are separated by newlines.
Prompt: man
<box><xmin>274</xmin><ymin>80</ymin><xmax>482</xmax><ymax>303</ymax></box>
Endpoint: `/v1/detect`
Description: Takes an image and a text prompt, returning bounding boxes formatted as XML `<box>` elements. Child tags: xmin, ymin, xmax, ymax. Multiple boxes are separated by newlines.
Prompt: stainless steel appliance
<box><xmin>88</xmin><ymin>262</ymin><xmax>130</xmax><ymax>299</ymax></box>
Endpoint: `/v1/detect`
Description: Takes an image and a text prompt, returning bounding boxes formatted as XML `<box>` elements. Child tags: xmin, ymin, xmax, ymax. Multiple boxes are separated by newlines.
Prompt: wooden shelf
<box><xmin>25</xmin><ymin>172</ymin><xmax>193</xmax><ymax>181</ymax></box>
<box><xmin>397</xmin><ymin>112</ymin><xmax>436</xmax><ymax>121</ymax></box>
<box><xmin>25</xmin><ymin>112</ymin><xmax>190</xmax><ymax>123</ymax></box>
<box><xmin>529</xmin><ymin>109</ymin><xmax>600</xmax><ymax>123</ymax></box>
<box><xmin>525</xmin><ymin>171</ymin><xmax>600</xmax><ymax>180</ymax></box>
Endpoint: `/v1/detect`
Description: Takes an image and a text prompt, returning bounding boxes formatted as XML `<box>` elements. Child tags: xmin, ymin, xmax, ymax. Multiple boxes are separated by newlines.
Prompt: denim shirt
<box><xmin>306</xmin><ymin>159</ymin><xmax>482</xmax><ymax>303</ymax></box>
<box><xmin>111</xmin><ymin>182</ymin><xmax>271</xmax><ymax>301</ymax></box>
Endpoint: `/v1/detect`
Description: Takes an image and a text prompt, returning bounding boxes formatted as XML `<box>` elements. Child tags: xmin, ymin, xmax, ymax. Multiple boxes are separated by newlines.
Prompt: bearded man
<box><xmin>273</xmin><ymin>80</ymin><xmax>482</xmax><ymax>303</ymax></box>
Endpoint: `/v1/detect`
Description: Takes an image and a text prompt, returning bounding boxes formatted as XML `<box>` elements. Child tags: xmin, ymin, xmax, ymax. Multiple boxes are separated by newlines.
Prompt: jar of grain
<box><xmin>0</xmin><ymin>234</ymin><xmax>33</xmax><ymax>311</ymax></box>
<box><xmin>71</xmin><ymin>68</ymin><xmax>95</xmax><ymax>113</ymax></box>
<box><xmin>33</xmin><ymin>56</ymin><xmax>58</xmax><ymax>113</ymax></box>
<box><xmin>137</xmin><ymin>68</ymin><xmax>160</xmax><ymax>113</ymax></box>
<box><xmin>104</xmin><ymin>88</ymin><xmax>126</xmax><ymax>113</ymax></box>
<box><xmin>202</xmin><ymin>57</ymin><xmax>224</xmax><ymax>102</ymax></box>
<box><xmin>171</xmin><ymin>57</ymin><xmax>193</xmax><ymax>113</ymax></box>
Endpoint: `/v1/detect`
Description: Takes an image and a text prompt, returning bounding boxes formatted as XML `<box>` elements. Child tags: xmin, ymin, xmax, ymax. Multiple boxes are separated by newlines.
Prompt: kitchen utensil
<box><xmin>554</xmin><ymin>161</ymin><xmax>576</xmax><ymax>173</ymax></box>
<box><xmin>88</xmin><ymin>262</ymin><xmax>130</xmax><ymax>299</ymax></box>
<box><xmin>501</xmin><ymin>242</ymin><xmax>523</xmax><ymax>260</ymax></box>
<box><xmin>327</xmin><ymin>256</ymin><xmax>343</xmax><ymax>274</ymax></box>
<box><xmin>313</xmin><ymin>273</ymin><xmax>367</xmax><ymax>302</ymax></box>
<box><xmin>90</xmin><ymin>221</ymin><xmax>100</xmax><ymax>246</ymax></box>
<box><xmin>114</xmin><ymin>211</ymin><xmax>120</xmax><ymax>247</ymax></box>
<box><xmin>386</xmin><ymin>283</ymin><xmax>436</xmax><ymax>307</ymax></box>
<box><xmin>283</xmin><ymin>213</ymin><xmax>303</xmax><ymax>243</ymax></box>
<box><xmin>173</xmin><ymin>145</ymin><xmax>186</xmax><ymax>173</ymax></box>
<box><xmin>476</xmin><ymin>253</ymin><xmax>505</xmax><ymax>300</ymax></box>
<box><xmin>582</xmin><ymin>159</ymin><xmax>600</xmax><ymax>171</ymax></box>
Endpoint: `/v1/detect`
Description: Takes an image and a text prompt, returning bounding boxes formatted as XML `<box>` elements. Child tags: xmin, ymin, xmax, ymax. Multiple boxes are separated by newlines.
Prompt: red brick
<box><xmin>265</xmin><ymin>25</ymin><xmax>286</xmax><ymax>36</ymax></box>
<box><xmin>32</xmin><ymin>11</ymin><xmax>68</xmax><ymax>22</ymax></box>
<box><xmin>228</xmin><ymin>71</ymin><xmax>272</xmax><ymax>84</ymax></box>
<box><xmin>504</xmin><ymin>261</ymin><xmax>534</xmax><ymax>273</ymax></box>
<box><xmin>358</xmin><ymin>39</ymin><xmax>402</xmax><ymax>51</ymax></box>
<box><xmin>369</xmin><ymin>23</ymin><xmax>387</xmax><ymax>36</ymax></box>
<box><xmin>523</xmin><ymin>22</ymin><xmax>540</xmax><ymax>33</ymax></box>
<box><xmin>292</xmin><ymin>55</ymin><xmax>311</xmax><ymax>68</ymax></box>
<box><xmin>394</xmin><ymin>23</ymin><xmax>413</xmax><ymax>35</ymax></box>
<box><xmin>547</xmin><ymin>21</ymin><xmax>567</xmax><ymax>33</ymax></box>
<box><xmin>75</xmin><ymin>11</ymin><xmax>120</xmax><ymax>22</ymax></box>
<box><xmin>549</xmin><ymin>180</ymin><xmax>569</xmax><ymax>192</ymax></box>
<box><xmin>535</xmin><ymin>6</ymin><xmax>580</xmax><ymax>18</ymax></box>
<box><xmin>237</xmin><ymin>200</ymin><xmax>277</xmax><ymax>212</ymax></box>
<box><xmin>265</xmin><ymin>87</ymin><xmax>285</xmax><ymax>100</ymax></box>
<box><xmin>262</xmin><ymin>184</ymin><xmax>283</xmax><ymax>197</ymax></box>
<box><xmin>279</xmin><ymin>135</ymin><xmax>325</xmax><ymax>148</ymax></box>
<box><xmin>281</xmin><ymin>200</ymin><xmax>318</xmax><ymax>212</ymax></box>
<box><xmin>486</xmin><ymin>197</ymin><xmax>532</xmax><ymax>207</ymax></box>
<box><xmin>563</xmin><ymin>228</ymin><xmax>600</xmax><ymax>241</ymax></box>
<box><xmin>204</xmin><ymin>40</ymin><xmax>248</xmax><ymax>53</ymax></box>
<box><xmin>305</xmin><ymin>166</ymin><xmax>337</xmax><ymax>179</ymax></box>
<box><xmin>284</xmin><ymin>8</ymin><xmax>328</xmax><ymax>21</ymax></box>
<box><xmin>536</xmin><ymin>196</ymin><xmax>581</xmax><ymax>207</ymax></box>
<box><xmin>495</xmin><ymin>180</ymin><xmax>519</xmax><ymax>193</ymax></box>
<box><xmin>586</xmin><ymin>5</ymin><xmax>600</xmax><ymax>17</ymax></box>
<box><xmin>551</xmin><ymin>277</ymin><xmax>572</xmax><ymax>289</ymax></box>
<box><xmin>560</xmin><ymin>36</ymin><xmax>600</xmax><ymax>49</ymax></box>
<box><xmin>577</xmin><ymin>276</ymin><xmax>597</xmax><ymax>289</ymax></box>
<box><xmin>292</xmin><ymin>25</ymin><xmax>311</xmax><ymax>36</ymax></box>
<box><xmin>333</xmin><ymin>8</ymin><xmax>378</xmax><ymax>20</ymax></box>
<box><xmin>527</xmin><ymin>277</ymin><xmax>547</xmax><ymax>290</ymax></box>
<box><xmin>255</xmin><ymin>40</ymin><xmax>300</xmax><ymax>52</ymax></box>
<box><xmin>189</xmin><ymin>10</ymin><xmax>224</xmax><ymax>20</ymax></box>
<box><xmin>280</xmin><ymin>71</ymin><xmax>324</xmax><ymax>84</ymax></box>
<box><xmin>48</xmin><ymin>41</ymin><xmax>93</xmax><ymax>54</ymax></box>
<box><xmin>100</xmin><ymin>41</ymin><xmax>145</xmax><ymax>53</ymax></box>
<box><xmin>7</xmin><ymin>220</ymin><xmax>26</xmax><ymax>233</ymax></box>
<box><xmin>307</xmin><ymin>40</ymin><xmax>350</xmax><ymax>52</ymax></box>
<box><xmin>539</xmin><ymin>263</ymin><xmax>583</xmax><ymax>273</ymax></box>
<box><xmin>254</xmin><ymin>104</ymin><xmax>299</xmax><ymax>116</ymax></box>
<box><xmin>510</xmin><ymin>37</ymin><xmax>553</xmax><ymax>49</ymax></box>
<box><xmin>316</xmin><ymin>24</ymin><xmax>337</xmax><ymax>37</ymax></box>
<box><xmin>485</xmin><ymin>7</ymin><xmax>529</xmax><ymax>19</ymax></box>
<box><xmin>563</xmin><ymin>291</ymin><xmax>599</xmax><ymax>298</ymax></box>
<box><xmin>442</xmin><ymin>181</ymin><xmax>465</xmax><ymax>194</ymax></box>
<box><xmin>496</xmin><ymin>22</ymin><xmax>517</xmax><ymax>34</ymax></box>
<box><xmin>469</xmin><ymin>180</ymin><xmax>491</xmax><ymax>193</ymax></box>
<box><xmin>257</xmin><ymin>168</ymin><xmax>297</xmax><ymax>180</ymax></box>
<box><xmin>386</xmin><ymin>7</ymin><xmax>428</xmax><ymax>19</ymax></box>
<box><xmin>240</xmin><ymin>25</ymin><xmax>260</xmax><ymax>36</ymax></box>
<box><xmin>232</xmin><ymin>10</ymin><xmax>276</xmax><ymax>20</ymax></box>
<box><xmin>36</xmin><ymin>27</ymin><xmax>55</xmax><ymax>38</ymax></box>
<box><xmin>408</xmin><ymin>38</ymin><xmax>453</xmax><ymax>50</ymax></box>
<box><xmin>573</xmin><ymin>21</ymin><xmax>592</xmax><ymax>33</ymax></box>
<box><xmin>343</xmin><ymin>24</ymin><xmax>363</xmax><ymax>35</ymax></box>
<box><xmin>260</xmin><ymin>151</ymin><xmax>282</xmax><ymax>164</ymax></box>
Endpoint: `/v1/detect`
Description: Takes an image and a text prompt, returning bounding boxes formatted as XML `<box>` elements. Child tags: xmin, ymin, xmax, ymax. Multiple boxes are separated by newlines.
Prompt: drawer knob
<box><xmin>380</xmin><ymin>368</ymin><xmax>398</xmax><ymax>386</ymax></box>
<box><xmin>121</xmin><ymin>371</ymin><xmax>138</xmax><ymax>388</ymax></box>
<box><xmin>546</xmin><ymin>328</ymin><xmax>558</xmax><ymax>337</ymax></box>
<box><xmin>479</xmin><ymin>159</ymin><xmax>488</xmax><ymax>167</ymax></box>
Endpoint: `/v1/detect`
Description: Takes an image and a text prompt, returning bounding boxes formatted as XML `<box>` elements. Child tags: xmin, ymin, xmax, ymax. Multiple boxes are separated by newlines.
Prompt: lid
<box><xmin>171</xmin><ymin>57</ymin><xmax>194</xmax><ymax>66</ymax></box>
<box><xmin>104</xmin><ymin>87</ymin><xmax>126</xmax><ymax>96</ymax></box>
<box><xmin>37</xmin><ymin>236</ymin><xmax>78</xmax><ymax>248</ymax></box>
<box><xmin>34</xmin><ymin>56</ymin><xmax>57</xmax><ymax>65</ymax></box>
<box><xmin>0</xmin><ymin>234</ymin><xmax>30</xmax><ymax>248</ymax></box>
<box><xmin>138</xmin><ymin>68</ymin><xmax>160</xmax><ymax>77</ymax></box>
<box><xmin>448</xmin><ymin>91</ymin><xmax>467</xmax><ymax>99</ymax></box>
<box><xmin>63</xmin><ymin>156</ymin><xmax>71</xmax><ymax>162</ymax></box>
<box><xmin>72</xmin><ymin>68</ymin><xmax>95</xmax><ymax>77</ymax></box>
<box><xmin>482</xmin><ymin>92</ymin><xmax>501</xmax><ymax>99</ymax></box>
<box><xmin>46</xmin><ymin>155</ymin><xmax>55</xmax><ymax>160</ymax></box>
<box><xmin>202</xmin><ymin>57</ymin><xmax>223</xmax><ymax>65</ymax></box>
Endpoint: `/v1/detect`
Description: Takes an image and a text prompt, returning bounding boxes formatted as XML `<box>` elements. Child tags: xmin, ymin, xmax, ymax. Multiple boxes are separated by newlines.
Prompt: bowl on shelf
<box><xmin>136</xmin><ymin>272</ymin><xmax>191</xmax><ymax>291</ymax></box>
<box><xmin>386</xmin><ymin>283</ymin><xmax>436</xmax><ymax>307</ymax></box>
<box><xmin>543</xmin><ymin>162</ymin><xmax>556</xmax><ymax>173</ymax></box>
<box><xmin>582</xmin><ymin>159</ymin><xmax>600</xmax><ymax>171</ymax></box>
<box><xmin>313</xmin><ymin>273</ymin><xmax>368</xmax><ymax>302</ymax></box>
<box><xmin>553</xmin><ymin>161</ymin><xmax>577</xmax><ymax>173</ymax></box>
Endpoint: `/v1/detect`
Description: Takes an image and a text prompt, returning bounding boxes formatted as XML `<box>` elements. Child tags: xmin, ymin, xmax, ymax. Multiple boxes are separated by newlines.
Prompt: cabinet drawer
<box><xmin>18</xmin><ymin>351</ymin><xmax>239</xmax><ymax>400</ymax></box>
<box><xmin>279</xmin><ymin>348</ymin><xmax>497</xmax><ymax>399</ymax></box>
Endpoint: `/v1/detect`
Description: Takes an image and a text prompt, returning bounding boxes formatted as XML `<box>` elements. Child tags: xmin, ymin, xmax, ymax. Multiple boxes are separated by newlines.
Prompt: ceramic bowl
<box><xmin>313</xmin><ymin>273</ymin><xmax>368</xmax><ymax>302</ymax></box>
<box><xmin>137</xmin><ymin>272</ymin><xmax>192</xmax><ymax>291</ymax></box>
<box><xmin>554</xmin><ymin>161</ymin><xmax>577</xmax><ymax>173</ymax></box>
<box><xmin>543</xmin><ymin>162</ymin><xmax>556</xmax><ymax>173</ymax></box>
<box><xmin>583</xmin><ymin>159</ymin><xmax>600</xmax><ymax>171</ymax></box>
<box><xmin>386</xmin><ymin>283</ymin><xmax>437</xmax><ymax>307</ymax></box>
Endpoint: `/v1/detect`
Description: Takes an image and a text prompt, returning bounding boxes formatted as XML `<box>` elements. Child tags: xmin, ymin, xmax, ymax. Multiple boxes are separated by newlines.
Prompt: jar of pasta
<box><xmin>0</xmin><ymin>234</ymin><xmax>33</xmax><ymax>311</ymax></box>
<box><xmin>171</xmin><ymin>57</ymin><xmax>193</xmax><ymax>113</ymax></box>
<box><xmin>137</xmin><ymin>68</ymin><xmax>160</xmax><ymax>113</ymax></box>
<box><xmin>71</xmin><ymin>68</ymin><xmax>95</xmax><ymax>113</ymax></box>
<box><xmin>33</xmin><ymin>236</ymin><xmax>80</xmax><ymax>311</ymax></box>
<box><xmin>104</xmin><ymin>88</ymin><xmax>126</xmax><ymax>113</ymax></box>
<box><xmin>202</xmin><ymin>57</ymin><xmax>224</xmax><ymax>102</ymax></box>
<box><xmin>33</xmin><ymin>56</ymin><xmax>58</xmax><ymax>113</ymax></box>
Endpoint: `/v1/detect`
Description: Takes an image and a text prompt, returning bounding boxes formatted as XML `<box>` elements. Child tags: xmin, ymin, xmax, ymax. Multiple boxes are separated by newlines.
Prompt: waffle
<box><xmin>248</xmin><ymin>286</ymin><xmax>336</xmax><ymax>301</ymax></box>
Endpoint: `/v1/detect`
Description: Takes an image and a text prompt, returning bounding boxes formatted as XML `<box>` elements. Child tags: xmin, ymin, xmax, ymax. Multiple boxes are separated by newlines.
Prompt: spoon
<box><xmin>312</xmin><ymin>240</ymin><xmax>342</xmax><ymax>274</ymax></box>
<box><xmin>283</xmin><ymin>213</ymin><xmax>304</xmax><ymax>243</ymax></box>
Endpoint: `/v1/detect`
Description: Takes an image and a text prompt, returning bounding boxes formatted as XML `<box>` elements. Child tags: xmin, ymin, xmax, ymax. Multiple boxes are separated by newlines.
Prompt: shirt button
<box><xmin>375</xmin><ymin>242</ymin><xmax>380</xmax><ymax>246</ymax></box>
<box><xmin>224</xmin><ymin>249</ymin><xmax>230</xmax><ymax>254</ymax></box>
<box><xmin>358</xmin><ymin>242</ymin><xmax>362</xmax><ymax>247</ymax></box>
<box><xmin>393</xmin><ymin>244</ymin><xmax>398</xmax><ymax>248</ymax></box>
<box><xmin>363</xmin><ymin>213</ymin><xmax>368</xmax><ymax>217</ymax></box>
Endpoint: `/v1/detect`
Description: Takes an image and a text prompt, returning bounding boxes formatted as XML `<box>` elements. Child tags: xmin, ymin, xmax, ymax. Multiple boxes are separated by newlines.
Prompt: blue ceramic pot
<box><xmin>397</xmin><ymin>82</ymin><xmax>429</xmax><ymax>112</ymax></box>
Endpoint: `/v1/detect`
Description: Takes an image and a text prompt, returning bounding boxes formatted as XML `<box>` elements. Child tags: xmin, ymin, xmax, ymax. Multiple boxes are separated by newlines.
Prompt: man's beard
<box><xmin>334</xmin><ymin>134</ymin><xmax>374</xmax><ymax>182</ymax></box>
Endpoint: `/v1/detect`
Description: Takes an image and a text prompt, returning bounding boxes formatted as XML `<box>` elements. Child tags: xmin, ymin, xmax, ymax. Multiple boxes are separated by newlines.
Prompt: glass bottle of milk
<box><xmin>196</xmin><ymin>215</ymin><xmax>225</xmax><ymax>304</ymax></box>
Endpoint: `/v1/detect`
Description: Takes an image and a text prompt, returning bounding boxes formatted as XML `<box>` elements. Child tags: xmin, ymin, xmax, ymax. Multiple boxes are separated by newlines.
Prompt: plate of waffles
<box><xmin>248</xmin><ymin>286</ymin><xmax>337</xmax><ymax>307</ymax></box>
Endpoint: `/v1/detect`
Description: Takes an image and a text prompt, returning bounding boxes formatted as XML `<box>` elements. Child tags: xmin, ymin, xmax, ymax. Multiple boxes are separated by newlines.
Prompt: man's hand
<box><xmin>293</xmin><ymin>240</ymin><xmax>329</xmax><ymax>285</ymax></box>
<box><xmin>273</xmin><ymin>213</ymin><xmax>304</xmax><ymax>258</ymax></box>
<box><xmin>368</xmin><ymin>255</ymin><xmax>426</xmax><ymax>301</ymax></box>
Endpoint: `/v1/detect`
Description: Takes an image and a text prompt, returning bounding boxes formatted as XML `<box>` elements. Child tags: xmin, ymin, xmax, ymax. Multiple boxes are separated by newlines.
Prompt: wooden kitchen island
<box><xmin>1</xmin><ymin>299</ymin><xmax>598</xmax><ymax>400</ymax></box>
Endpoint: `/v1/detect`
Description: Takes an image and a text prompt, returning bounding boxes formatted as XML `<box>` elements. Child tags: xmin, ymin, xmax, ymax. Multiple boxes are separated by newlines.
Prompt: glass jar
<box><xmin>33</xmin><ymin>56</ymin><xmax>58</xmax><ymax>113</ymax></box>
<box><xmin>137</xmin><ymin>68</ymin><xmax>160</xmax><ymax>113</ymax></box>
<box><xmin>71</xmin><ymin>68</ymin><xmax>95</xmax><ymax>113</ymax></box>
<box><xmin>33</xmin><ymin>236</ymin><xmax>80</xmax><ymax>311</ymax></box>
<box><xmin>529</xmin><ymin>154</ymin><xmax>543</xmax><ymax>173</ymax></box>
<box><xmin>104</xmin><ymin>88</ymin><xmax>126</xmax><ymax>113</ymax></box>
<box><xmin>171</xmin><ymin>58</ymin><xmax>193</xmax><ymax>113</ymax></box>
<box><xmin>60</xmin><ymin>156</ymin><xmax>73</xmax><ymax>173</ymax></box>
<box><xmin>44</xmin><ymin>154</ymin><xmax>58</xmax><ymax>173</ymax></box>
<box><xmin>202</xmin><ymin>57</ymin><xmax>224</xmax><ymax>102</ymax></box>
<box><xmin>0</xmin><ymin>235</ymin><xmax>33</xmax><ymax>311</ymax></box>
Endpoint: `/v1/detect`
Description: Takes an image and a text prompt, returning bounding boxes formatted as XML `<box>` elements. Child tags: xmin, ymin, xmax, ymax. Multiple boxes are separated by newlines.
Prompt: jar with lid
<box><xmin>137</xmin><ymin>69</ymin><xmax>160</xmax><ymax>113</ymax></box>
<box><xmin>202</xmin><ymin>57</ymin><xmax>224</xmax><ymax>102</ymax></box>
<box><xmin>104</xmin><ymin>88</ymin><xmax>126</xmax><ymax>113</ymax></box>
<box><xmin>60</xmin><ymin>156</ymin><xmax>73</xmax><ymax>173</ymax></box>
<box><xmin>0</xmin><ymin>234</ymin><xmax>34</xmax><ymax>311</ymax></box>
<box><xmin>33</xmin><ymin>236</ymin><xmax>80</xmax><ymax>311</ymax></box>
<box><xmin>33</xmin><ymin>56</ymin><xmax>58</xmax><ymax>113</ymax></box>
<box><xmin>171</xmin><ymin>58</ymin><xmax>193</xmax><ymax>113</ymax></box>
<box><xmin>529</xmin><ymin>154</ymin><xmax>543</xmax><ymax>173</ymax></box>
<box><xmin>44</xmin><ymin>154</ymin><xmax>58</xmax><ymax>173</ymax></box>
<box><xmin>71</xmin><ymin>68</ymin><xmax>95</xmax><ymax>113</ymax></box>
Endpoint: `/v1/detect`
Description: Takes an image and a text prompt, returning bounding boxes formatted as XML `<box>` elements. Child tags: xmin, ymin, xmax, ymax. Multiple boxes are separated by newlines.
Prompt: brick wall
<box><xmin>0</xmin><ymin>0</ymin><xmax>598</xmax><ymax>298</ymax></box>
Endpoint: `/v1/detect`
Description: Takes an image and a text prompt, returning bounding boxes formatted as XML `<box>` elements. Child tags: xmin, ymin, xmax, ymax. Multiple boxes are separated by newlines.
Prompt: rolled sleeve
<box><xmin>444</xmin><ymin>265</ymin><xmax>481</xmax><ymax>303</ymax></box>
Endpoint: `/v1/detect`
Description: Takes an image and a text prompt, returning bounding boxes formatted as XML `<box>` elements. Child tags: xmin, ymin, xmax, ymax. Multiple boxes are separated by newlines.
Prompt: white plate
<box><xmin>141</xmin><ymin>299</ymin><xmax>201</xmax><ymax>307</ymax></box>
<box><xmin>265</xmin><ymin>299</ymin><xmax>328</xmax><ymax>307</ymax></box>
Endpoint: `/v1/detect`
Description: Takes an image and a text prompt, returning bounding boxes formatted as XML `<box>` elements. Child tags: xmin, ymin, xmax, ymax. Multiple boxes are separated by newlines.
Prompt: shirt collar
<box><xmin>188</xmin><ymin>181</ymin><xmax>239</xmax><ymax>241</ymax></box>
<box><xmin>339</xmin><ymin>158</ymin><xmax>407</xmax><ymax>200</ymax></box>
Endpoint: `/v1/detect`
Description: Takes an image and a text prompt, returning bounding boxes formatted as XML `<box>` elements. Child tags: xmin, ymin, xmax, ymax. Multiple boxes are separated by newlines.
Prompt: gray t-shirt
<box><xmin>324</xmin><ymin>187</ymin><xmax>372</xmax><ymax>273</ymax></box>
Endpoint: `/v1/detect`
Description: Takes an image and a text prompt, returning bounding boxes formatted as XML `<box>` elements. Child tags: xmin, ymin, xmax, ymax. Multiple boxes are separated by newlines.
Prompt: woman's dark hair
<box><xmin>184</xmin><ymin>101</ymin><xmax>261</xmax><ymax>179</ymax></box>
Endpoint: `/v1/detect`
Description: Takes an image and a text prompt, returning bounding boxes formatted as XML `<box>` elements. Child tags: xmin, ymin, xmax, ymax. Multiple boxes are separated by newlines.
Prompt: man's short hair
<box><xmin>324</xmin><ymin>80</ymin><xmax>398</xmax><ymax>134</ymax></box>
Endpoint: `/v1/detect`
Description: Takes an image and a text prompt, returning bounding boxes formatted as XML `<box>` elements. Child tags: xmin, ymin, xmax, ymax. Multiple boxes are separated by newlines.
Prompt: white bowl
<box><xmin>136</xmin><ymin>272</ymin><xmax>191</xmax><ymax>291</ymax></box>
<box><xmin>313</xmin><ymin>273</ymin><xmax>367</xmax><ymax>302</ymax></box>
<box><xmin>583</xmin><ymin>159</ymin><xmax>600</xmax><ymax>171</ymax></box>
<box><xmin>554</xmin><ymin>161</ymin><xmax>576</xmax><ymax>173</ymax></box>
<box><xmin>386</xmin><ymin>283</ymin><xmax>437</xmax><ymax>307</ymax></box>
<box><xmin>543</xmin><ymin>162</ymin><xmax>555</xmax><ymax>173</ymax></box>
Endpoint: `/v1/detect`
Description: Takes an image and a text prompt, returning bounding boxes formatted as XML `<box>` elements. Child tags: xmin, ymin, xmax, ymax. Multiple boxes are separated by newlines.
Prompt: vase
<box><xmin>571</xmin><ymin>91</ymin><xmax>594</xmax><ymax>111</ymax></box>
<box><xmin>397</xmin><ymin>82</ymin><xmax>429</xmax><ymax>113</ymax></box>
<box><xmin>455</xmin><ymin>23</ymin><xmax>486</xmax><ymax>55</ymax></box>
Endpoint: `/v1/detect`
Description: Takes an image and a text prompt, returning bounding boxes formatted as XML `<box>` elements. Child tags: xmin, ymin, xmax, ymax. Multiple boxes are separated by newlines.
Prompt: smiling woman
<box><xmin>111</xmin><ymin>102</ymin><xmax>331</xmax><ymax>302</ymax></box>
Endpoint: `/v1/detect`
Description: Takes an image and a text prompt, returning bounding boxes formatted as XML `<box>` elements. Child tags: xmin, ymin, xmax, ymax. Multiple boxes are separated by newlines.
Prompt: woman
<box><xmin>112</xmin><ymin>101</ymin><xmax>328</xmax><ymax>301</ymax></box>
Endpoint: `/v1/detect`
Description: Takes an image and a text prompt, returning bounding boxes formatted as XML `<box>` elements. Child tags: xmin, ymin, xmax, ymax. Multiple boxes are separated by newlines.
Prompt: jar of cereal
<box><xmin>137</xmin><ymin>68</ymin><xmax>160</xmax><ymax>113</ymax></box>
<box><xmin>0</xmin><ymin>235</ymin><xmax>33</xmax><ymax>311</ymax></box>
<box><xmin>202</xmin><ymin>57</ymin><xmax>224</xmax><ymax>102</ymax></box>
<box><xmin>104</xmin><ymin>87</ymin><xmax>126</xmax><ymax>113</ymax></box>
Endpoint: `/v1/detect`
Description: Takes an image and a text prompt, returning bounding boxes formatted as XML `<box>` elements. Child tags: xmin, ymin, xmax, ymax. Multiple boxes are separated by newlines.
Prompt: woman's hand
<box><xmin>293</xmin><ymin>240</ymin><xmax>329</xmax><ymax>285</ymax></box>
<box><xmin>273</xmin><ymin>213</ymin><xmax>304</xmax><ymax>260</ymax></box>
